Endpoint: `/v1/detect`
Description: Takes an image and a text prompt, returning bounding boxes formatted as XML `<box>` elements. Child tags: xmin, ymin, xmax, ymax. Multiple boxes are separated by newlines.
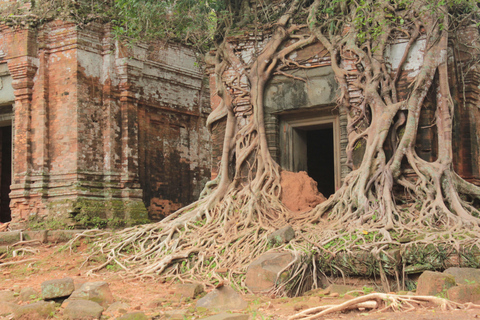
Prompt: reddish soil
<box><xmin>280</xmin><ymin>170</ymin><xmax>326</xmax><ymax>213</ymax></box>
<box><xmin>1</xmin><ymin>243</ymin><xmax>480</xmax><ymax>319</ymax></box>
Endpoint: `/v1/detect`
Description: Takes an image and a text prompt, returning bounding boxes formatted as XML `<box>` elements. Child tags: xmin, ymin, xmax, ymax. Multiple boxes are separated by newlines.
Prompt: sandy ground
<box><xmin>1</xmin><ymin>242</ymin><xmax>480</xmax><ymax>319</ymax></box>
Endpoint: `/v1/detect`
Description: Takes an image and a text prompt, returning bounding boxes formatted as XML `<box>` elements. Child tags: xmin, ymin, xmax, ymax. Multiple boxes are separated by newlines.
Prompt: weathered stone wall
<box><xmin>128</xmin><ymin>41</ymin><xmax>212</xmax><ymax>220</ymax></box>
<box><xmin>0</xmin><ymin>20</ymin><xmax>212</xmax><ymax>227</ymax></box>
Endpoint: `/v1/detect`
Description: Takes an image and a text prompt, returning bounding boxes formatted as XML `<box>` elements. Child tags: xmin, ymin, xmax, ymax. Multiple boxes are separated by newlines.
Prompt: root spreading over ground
<box><xmin>289</xmin><ymin>293</ymin><xmax>480</xmax><ymax>319</ymax></box>
<box><xmin>70</xmin><ymin>0</ymin><xmax>480</xmax><ymax>300</ymax></box>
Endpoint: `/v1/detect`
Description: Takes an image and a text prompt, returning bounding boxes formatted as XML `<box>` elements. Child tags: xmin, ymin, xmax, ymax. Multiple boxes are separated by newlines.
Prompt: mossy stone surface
<box><xmin>41</xmin><ymin>277</ymin><xmax>75</xmax><ymax>299</ymax></box>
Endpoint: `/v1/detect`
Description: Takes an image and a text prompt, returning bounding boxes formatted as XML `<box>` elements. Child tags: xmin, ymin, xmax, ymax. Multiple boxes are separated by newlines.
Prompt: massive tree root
<box><xmin>289</xmin><ymin>293</ymin><xmax>480</xmax><ymax>320</ymax></box>
<box><xmin>71</xmin><ymin>0</ymin><xmax>480</xmax><ymax>295</ymax></box>
<box><xmin>309</xmin><ymin>0</ymin><xmax>480</xmax><ymax>232</ymax></box>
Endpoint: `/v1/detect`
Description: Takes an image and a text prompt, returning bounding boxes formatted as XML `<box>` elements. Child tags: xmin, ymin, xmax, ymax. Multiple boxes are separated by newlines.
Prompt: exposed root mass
<box><xmin>289</xmin><ymin>293</ymin><xmax>480</xmax><ymax>320</ymax></box>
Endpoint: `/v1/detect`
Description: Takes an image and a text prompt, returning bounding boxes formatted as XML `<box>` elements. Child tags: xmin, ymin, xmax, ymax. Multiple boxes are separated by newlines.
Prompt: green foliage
<box><xmin>314</xmin><ymin>0</ymin><xmax>347</xmax><ymax>20</ymax></box>
<box><xmin>180</xmin><ymin>260</ymin><xmax>189</xmax><ymax>273</ymax></box>
<box><xmin>1</xmin><ymin>0</ymin><xmax>115</xmax><ymax>27</ymax></box>
<box><xmin>112</xmin><ymin>0</ymin><xmax>225</xmax><ymax>51</ymax></box>
<box><xmin>310</xmin><ymin>0</ymin><xmax>480</xmax><ymax>47</ymax></box>
<box><xmin>4</xmin><ymin>0</ymin><xmax>479</xmax><ymax>55</ymax></box>
<box><xmin>1</xmin><ymin>0</ymin><xmax>224</xmax><ymax>52</ymax></box>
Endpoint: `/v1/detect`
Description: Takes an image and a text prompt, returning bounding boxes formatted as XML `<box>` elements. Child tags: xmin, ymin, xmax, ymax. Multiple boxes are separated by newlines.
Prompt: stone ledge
<box><xmin>319</xmin><ymin>244</ymin><xmax>480</xmax><ymax>277</ymax></box>
<box><xmin>0</xmin><ymin>229</ymin><xmax>86</xmax><ymax>245</ymax></box>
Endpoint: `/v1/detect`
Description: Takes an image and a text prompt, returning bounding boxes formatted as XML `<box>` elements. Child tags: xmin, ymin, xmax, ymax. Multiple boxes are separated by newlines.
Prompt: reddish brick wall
<box><xmin>0</xmin><ymin>20</ymin><xmax>212</xmax><ymax>227</ymax></box>
<box><xmin>138</xmin><ymin>105</ymin><xmax>210</xmax><ymax>220</ymax></box>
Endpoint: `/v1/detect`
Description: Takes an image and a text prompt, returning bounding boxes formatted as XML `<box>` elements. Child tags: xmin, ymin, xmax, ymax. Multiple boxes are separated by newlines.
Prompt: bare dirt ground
<box><xmin>1</xmin><ymin>242</ymin><xmax>480</xmax><ymax>319</ymax></box>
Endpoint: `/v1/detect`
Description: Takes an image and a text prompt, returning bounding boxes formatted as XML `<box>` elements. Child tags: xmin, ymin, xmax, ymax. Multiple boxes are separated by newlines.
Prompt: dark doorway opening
<box><xmin>306</xmin><ymin>128</ymin><xmax>335</xmax><ymax>197</ymax></box>
<box><xmin>280</xmin><ymin>115</ymin><xmax>339</xmax><ymax>199</ymax></box>
<box><xmin>0</xmin><ymin>125</ymin><xmax>11</xmax><ymax>223</ymax></box>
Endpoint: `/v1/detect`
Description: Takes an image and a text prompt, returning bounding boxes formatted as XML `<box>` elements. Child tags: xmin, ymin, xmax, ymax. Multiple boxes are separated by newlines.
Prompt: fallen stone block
<box><xmin>69</xmin><ymin>281</ymin><xmax>114</xmax><ymax>307</ymax></box>
<box><xmin>245</xmin><ymin>252</ymin><xmax>294</xmax><ymax>292</ymax></box>
<box><xmin>444</xmin><ymin>267</ymin><xmax>480</xmax><ymax>285</ymax></box>
<box><xmin>19</xmin><ymin>287</ymin><xmax>39</xmax><ymax>302</ymax></box>
<box><xmin>105</xmin><ymin>301</ymin><xmax>130</xmax><ymax>316</ymax></box>
<box><xmin>174</xmin><ymin>283</ymin><xmax>204</xmax><ymax>300</ymax></box>
<box><xmin>73</xmin><ymin>278</ymin><xmax>87</xmax><ymax>291</ymax></box>
<box><xmin>63</xmin><ymin>299</ymin><xmax>104</xmax><ymax>320</ymax></box>
<box><xmin>196</xmin><ymin>286</ymin><xmax>248</xmax><ymax>312</ymax></box>
<box><xmin>23</xmin><ymin>230</ymin><xmax>48</xmax><ymax>243</ymax></box>
<box><xmin>42</xmin><ymin>277</ymin><xmax>75</xmax><ymax>299</ymax></box>
<box><xmin>268</xmin><ymin>225</ymin><xmax>295</xmax><ymax>245</ymax></box>
<box><xmin>416</xmin><ymin>271</ymin><xmax>455</xmax><ymax>296</ymax></box>
<box><xmin>14</xmin><ymin>301</ymin><xmax>55</xmax><ymax>319</ymax></box>
<box><xmin>0</xmin><ymin>231</ymin><xmax>20</xmax><ymax>245</ymax></box>
<box><xmin>0</xmin><ymin>301</ymin><xmax>18</xmax><ymax>317</ymax></box>
<box><xmin>0</xmin><ymin>290</ymin><xmax>16</xmax><ymax>302</ymax></box>
<box><xmin>447</xmin><ymin>284</ymin><xmax>480</xmax><ymax>304</ymax></box>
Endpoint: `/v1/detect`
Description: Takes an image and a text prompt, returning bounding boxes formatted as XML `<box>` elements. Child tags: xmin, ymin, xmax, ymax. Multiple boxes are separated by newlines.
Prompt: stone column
<box><xmin>114</xmin><ymin>46</ymin><xmax>146</xmax><ymax>221</ymax></box>
<box><xmin>8</xmin><ymin>50</ymin><xmax>39</xmax><ymax>225</ymax></box>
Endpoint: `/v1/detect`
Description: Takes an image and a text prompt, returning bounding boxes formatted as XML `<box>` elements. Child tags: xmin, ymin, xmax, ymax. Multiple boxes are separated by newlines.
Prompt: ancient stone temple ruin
<box><xmin>207</xmin><ymin>26</ymin><xmax>480</xmax><ymax>199</ymax></box>
<box><xmin>0</xmin><ymin>20</ymin><xmax>212</xmax><ymax>228</ymax></box>
<box><xmin>1</xmin><ymin>6</ymin><xmax>480</xmax><ymax>230</ymax></box>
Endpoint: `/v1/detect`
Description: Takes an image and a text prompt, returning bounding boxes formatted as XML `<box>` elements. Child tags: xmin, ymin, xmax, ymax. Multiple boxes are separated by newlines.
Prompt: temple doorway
<box><xmin>279</xmin><ymin>115</ymin><xmax>340</xmax><ymax>198</ymax></box>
